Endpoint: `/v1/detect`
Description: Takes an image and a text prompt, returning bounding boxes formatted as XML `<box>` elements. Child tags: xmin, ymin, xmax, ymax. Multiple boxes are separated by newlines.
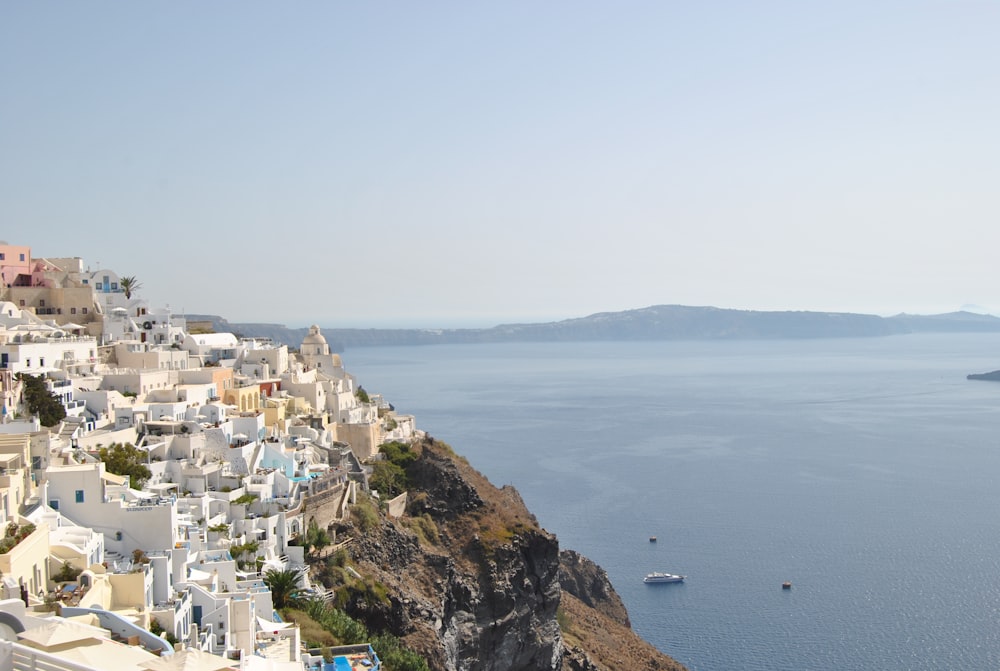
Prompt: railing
<box><xmin>9</xmin><ymin>334</ymin><xmax>96</xmax><ymax>344</ymax></box>
<box><xmin>62</xmin><ymin>606</ymin><xmax>172</xmax><ymax>656</ymax></box>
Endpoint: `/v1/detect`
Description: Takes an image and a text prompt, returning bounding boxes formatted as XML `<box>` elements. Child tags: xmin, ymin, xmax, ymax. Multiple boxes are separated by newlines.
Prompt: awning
<box><xmin>256</xmin><ymin>616</ymin><xmax>295</xmax><ymax>632</ymax></box>
<box><xmin>101</xmin><ymin>472</ymin><xmax>127</xmax><ymax>485</ymax></box>
<box><xmin>188</xmin><ymin>568</ymin><xmax>212</xmax><ymax>582</ymax></box>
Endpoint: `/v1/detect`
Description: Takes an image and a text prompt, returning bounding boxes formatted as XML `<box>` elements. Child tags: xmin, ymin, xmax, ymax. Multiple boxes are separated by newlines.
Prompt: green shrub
<box><xmin>404</xmin><ymin>514</ymin><xmax>439</xmax><ymax>546</ymax></box>
<box><xmin>53</xmin><ymin>561</ymin><xmax>82</xmax><ymax>583</ymax></box>
<box><xmin>286</xmin><ymin>599</ymin><xmax>427</xmax><ymax>665</ymax></box>
<box><xmin>372</xmin><ymin>632</ymin><xmax>431</xmax><ymax>671</ymax></box>
<box><xmin>350</xmin><ymin>500</ymin><xmax>379</xmax><ymax>533</ymax></box>
<box><xmin>331</xmin><ymin>548</ymin><xmax>349</xmax><ymax>567</ymax></box>
<box><xmin>0</xmin><ymin>523</ymin><xmax>36</xmax><ymax>554</ymax></box>
<box><xmin>97</xmin><ymin>443</ymin><xmax>152</xmax><ymax>489</ymax></box>
<box><xmin>299</xmin><ymin>599</ymin><xmax>369</xmax><ymax>644</ymax></box>
<box><xmin>16</xmin><ymin>373</ymin><xmax>66</xmax><ymax>427</ymax></box>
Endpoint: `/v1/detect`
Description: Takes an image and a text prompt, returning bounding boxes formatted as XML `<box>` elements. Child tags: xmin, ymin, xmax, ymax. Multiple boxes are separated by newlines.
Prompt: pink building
<box><xmin>0</xmin><ymin>243</ymin><xmax>31</xmax><ymax>288</ymax></box>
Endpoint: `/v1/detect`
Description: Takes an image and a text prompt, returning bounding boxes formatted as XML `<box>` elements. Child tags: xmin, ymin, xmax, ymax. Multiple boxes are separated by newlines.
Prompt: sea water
<box><xmin>343</xmin><ymin>333</ymin><xmax>1000</xmax><ymax>671</ymax></box>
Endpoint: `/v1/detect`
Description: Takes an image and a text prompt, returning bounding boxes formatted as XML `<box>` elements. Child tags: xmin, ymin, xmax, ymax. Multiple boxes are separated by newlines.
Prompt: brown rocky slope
<box><xmin>326</xmin><ymin>437</ymin><xmax>687</xmax><ymax>671</ymax></box>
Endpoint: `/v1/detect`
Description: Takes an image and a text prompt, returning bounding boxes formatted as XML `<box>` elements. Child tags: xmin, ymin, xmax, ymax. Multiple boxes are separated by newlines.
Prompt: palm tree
<box><xmin>263</xmin><ymin>568</ymin><xmax>303</xmax><ymax>609</ymax></box>
<box><xmin>119</xmin><ymin>275</ymin><xmax>142</xmax><ymax>299</ymax></box>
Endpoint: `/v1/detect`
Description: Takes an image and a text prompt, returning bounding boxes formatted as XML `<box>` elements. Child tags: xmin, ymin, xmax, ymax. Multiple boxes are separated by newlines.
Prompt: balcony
<box><xmin>0</xmin><ymin>469</ymin><xmax>22</xmax><ymax>490</ymax></box>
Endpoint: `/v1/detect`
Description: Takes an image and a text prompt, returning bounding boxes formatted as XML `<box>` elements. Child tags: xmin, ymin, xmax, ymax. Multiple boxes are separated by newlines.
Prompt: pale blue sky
<box><xmin>2</xmin><ymin>2</ymin><xmax>998</xmax><ymax>327</ymax></box>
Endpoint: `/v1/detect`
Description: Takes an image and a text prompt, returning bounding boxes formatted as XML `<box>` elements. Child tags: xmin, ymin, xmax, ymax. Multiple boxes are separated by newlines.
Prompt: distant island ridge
<box><xmin>184</xmin><ymin>304</ymin><xmax>1000</xmax><ymax>352</ymax></box>
<box><xmin>967</xmin><ymin>370</ymin><xmax>1000</xmax><ymax>382</ymax></box>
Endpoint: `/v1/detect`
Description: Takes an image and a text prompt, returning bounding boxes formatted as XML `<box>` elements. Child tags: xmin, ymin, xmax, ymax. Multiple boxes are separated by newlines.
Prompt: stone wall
<box><xmin>302</xmin><ymin>480</ymin><xmax>353</xmax><ymax>527</ymax></box>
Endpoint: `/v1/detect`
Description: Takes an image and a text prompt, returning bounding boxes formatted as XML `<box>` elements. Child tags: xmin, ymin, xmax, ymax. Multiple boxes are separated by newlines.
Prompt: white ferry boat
<box><xmin>643</xmin><ymin>572</ymin><xmax>685</xmax><ymax>584</ymax></box>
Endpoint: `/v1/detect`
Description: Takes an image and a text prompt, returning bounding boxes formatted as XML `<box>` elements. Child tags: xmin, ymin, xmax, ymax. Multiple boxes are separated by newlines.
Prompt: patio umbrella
<box><xmin>17</xmin><ymin>618</ymin><xmax>106</xmax><ymax>648</ymax></box>
<box><xmin>60</xmin><ymin>639</ymin><xmax>159</xmax><ymax>667</ymax></box>
<box><xmin>139</xmin><ymin>647</ymin><xmax>237</xmax><ymax>671</ymax></box>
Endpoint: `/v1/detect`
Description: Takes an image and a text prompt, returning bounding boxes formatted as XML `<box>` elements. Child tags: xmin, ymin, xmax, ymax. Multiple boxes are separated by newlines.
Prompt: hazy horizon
<box><xmin>4</xmin><ymin>3</ymin><xmax>998</xmax><ymax>328</ymax></box>
<box><xmin>201</xmin><ymin>302</ymin><xmax>1000</xmax><ymax>332</ymax></box>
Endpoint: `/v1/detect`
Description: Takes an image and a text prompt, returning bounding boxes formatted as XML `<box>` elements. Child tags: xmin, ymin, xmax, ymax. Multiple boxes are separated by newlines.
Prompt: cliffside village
<box><xmin>0</xmin><ymin>242</ymin><xmax>417</xmax><ymax>670</ymax></box>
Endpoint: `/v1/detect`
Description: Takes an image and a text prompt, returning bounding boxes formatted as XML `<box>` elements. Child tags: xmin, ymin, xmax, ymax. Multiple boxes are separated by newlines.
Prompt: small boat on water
<box><xmin>649</xmin><ymin>536</ymin><xmax>657</xmax><ymax>543</ymax></box>
<box><xmin>782</xmin><ymin>581</ymin><xmax>792</xmax><ymax>590</ymax></box>
<box><xmin>644</xmin><ymin>572</ymin><xmax>685</xmax><ymax>584</ymax></box>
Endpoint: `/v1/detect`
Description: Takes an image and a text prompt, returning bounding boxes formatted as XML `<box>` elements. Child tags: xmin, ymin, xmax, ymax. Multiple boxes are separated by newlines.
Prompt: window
<box><xmin>31</xmin><ymin>456</ymin><xmax>41</xmax><ymax>470</ymax></box>
<box><xmin>111</xmin><ymin>282</ymin><xmax>118</xmax><ymax>290</ymax></box>
<box><xmin>95</xmin><ymin>283</ymin><xmax>102</xmax><ymax>290</ymax></box>
<box><xmin>71</xmin><ymin>307</ymin><xmax>77</xmax><ymax>314</ymax></box>
<box><xmin>39</xmin><ymin>358</ymin><xmax>44</xmax><ymax>367</ymax></box>
<box><xmin>0</xmin><ymin>253</ymin><xmax>4</xmax><ymax>260</ymax></box>
<box><xmin>82</xmin><ymin>307</ymin><xmax>88</xmax><ymax>314</ymax></box>
<box><xmin>19</xmin><ymin>254</ymin><xmax>24</xmax><ymax>261</ymax></box>
<box><xmin>49</xmin><ymin>499</ymin><xmax>59</xmax><ymax>510</ymax></box>
<box><xmin>18</xmin><ymin>300</ymin><xmax>24</xmax><ymax>306</ymax></box>
<box><xmin>38</xmin><ymin>300</ymin><xmax>44</xmax><ymax>307</ymax></box>
<box><xmin>75</xmin><ymin>490</ymin><xmax>85</xmax><ymax>503</ymax></box>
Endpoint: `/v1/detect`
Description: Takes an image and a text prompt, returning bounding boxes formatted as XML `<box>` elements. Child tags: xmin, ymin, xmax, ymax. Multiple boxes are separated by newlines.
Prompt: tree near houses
<box><xmin>301</xmin><ymin>518</ymin><xmax>331</xmax><ymax>556</ymax></box>
<box><xmin>16</xmin><ymin>373</ymin><xmax>66</xmax><ymax>427</ymax></box>
<box><xmin>119</xmin><ymin>275</ymin><xmax>142</xmax><ymax>299</ymax></box>
<box><xmin>368</xmin><ymin>441</ymin><xmax>416</xmax><ymax>499</ymax></box>
<box><xmin>97</xmin><ymin>442</ymin><xmax>152</xmax><ymax>489</ymax></box>
<box><xmin>263</xmin><ymin>568</ymin><xmax>303</xmax><ymax>609</ymax></box>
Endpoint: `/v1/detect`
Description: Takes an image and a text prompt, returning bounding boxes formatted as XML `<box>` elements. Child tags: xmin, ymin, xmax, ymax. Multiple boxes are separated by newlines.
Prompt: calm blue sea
<box><xmin>343</xmin><ymin>334</ymin><xmax>1000</xmax><ymax>671</ymax></box>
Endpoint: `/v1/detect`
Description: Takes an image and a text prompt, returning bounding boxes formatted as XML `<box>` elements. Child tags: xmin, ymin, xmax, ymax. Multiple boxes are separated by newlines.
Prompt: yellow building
<box><xmin>263</xmin><ymin>398</ymin><xmax>288</xmax><ymax>433</ymax></box>
<box><xmin>0</xmin><ymin>521</ymin><xmax>50</xmax><ymax>601</ymax></box>
<box><xmin>7</xmin><ymin>285</ymin><xmax>98</xmax><ymax>327</ymax></box>
<box><xmin>223</xmin><ymin>385</ymin><xmax>261</xmax><ymax>413</ymax></box>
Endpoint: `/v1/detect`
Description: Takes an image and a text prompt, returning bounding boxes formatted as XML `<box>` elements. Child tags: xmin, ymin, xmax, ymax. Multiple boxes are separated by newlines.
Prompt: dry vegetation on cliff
<box><xmin>306</xmin><ymin>437</ymin><xmax>686</xmax><ymax>671</ymax></box>
<box><xmin>558</xmin><ymin>591</ymin><xmax>687</xmax><ymax>671</ymax></box>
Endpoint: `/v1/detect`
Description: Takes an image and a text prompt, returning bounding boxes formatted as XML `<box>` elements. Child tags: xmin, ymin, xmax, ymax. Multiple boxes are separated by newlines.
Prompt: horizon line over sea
<box><xmin>343</xmin><ymin>333</ymin><xmax>1000</xmax><ymax>671</ymax></box>
<box><xmin>256</xmin><ymin>302</ymin><xmax>1000</xmax><ymax>332</ymax></box>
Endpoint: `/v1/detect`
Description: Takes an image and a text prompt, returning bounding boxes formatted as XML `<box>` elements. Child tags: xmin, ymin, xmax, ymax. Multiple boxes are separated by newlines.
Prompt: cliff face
<box><xmin>335</xmin><ymin>438</ymin><xmax>686</xmax><ymax>671</ymax></box>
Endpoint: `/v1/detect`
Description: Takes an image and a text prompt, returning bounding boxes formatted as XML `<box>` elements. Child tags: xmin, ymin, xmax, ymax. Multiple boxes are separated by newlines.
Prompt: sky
<box><xmin>2</xmin><ymin>2</ymin><xmax>999</xmax><ymax>328</ymax></box>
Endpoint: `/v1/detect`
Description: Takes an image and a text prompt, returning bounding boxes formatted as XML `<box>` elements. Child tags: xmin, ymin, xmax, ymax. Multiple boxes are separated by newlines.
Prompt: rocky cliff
<box><xmin>327</xmin><ymin>437</ymin><xmax>686</xmax><ymax>671</ymax></box>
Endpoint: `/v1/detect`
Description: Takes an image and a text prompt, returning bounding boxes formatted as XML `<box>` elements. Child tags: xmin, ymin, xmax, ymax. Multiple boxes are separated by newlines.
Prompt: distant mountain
<box><xmin>185</xmin><ymin>305</ymin><xmax>1000</xmax><ymax>352</ymax></box>
<box><xmin>967</xmin><ymin>370</ymin><xmax>1000</xmax><ymax>382</ymax></box>
<box><xmin>887</xmin><ymin>311</ymin><xmax>1000</xmax><ymax>331</ymax></box>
